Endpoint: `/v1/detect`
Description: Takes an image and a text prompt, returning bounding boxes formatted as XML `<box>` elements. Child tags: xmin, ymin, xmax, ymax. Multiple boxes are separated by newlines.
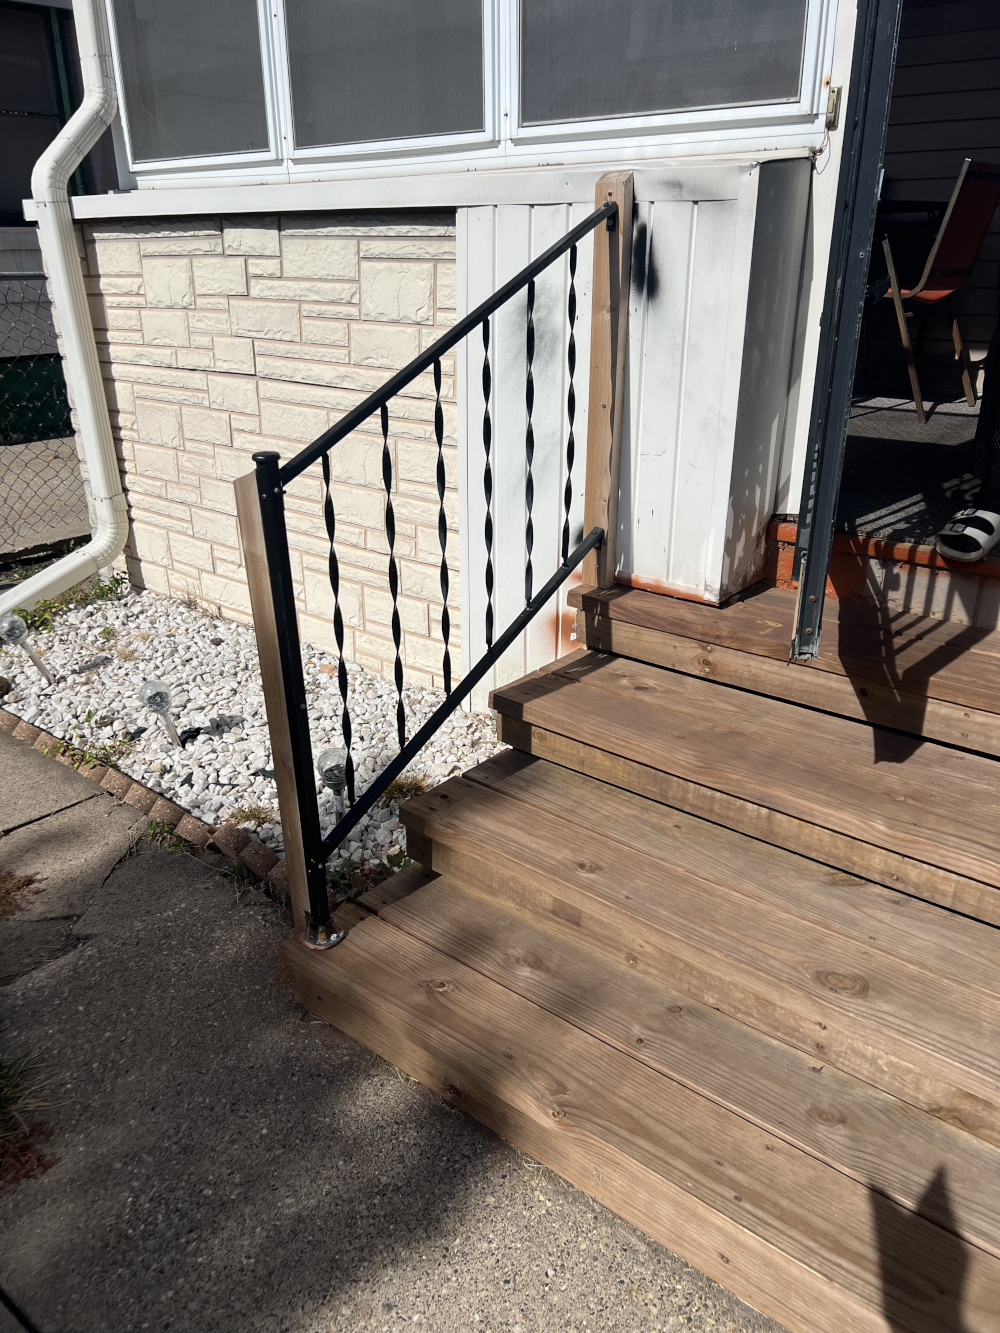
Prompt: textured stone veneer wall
<box><xmin>77</xmin><ymin>211</ymin><xmax>458</xmax><ymax>690</ymax></box>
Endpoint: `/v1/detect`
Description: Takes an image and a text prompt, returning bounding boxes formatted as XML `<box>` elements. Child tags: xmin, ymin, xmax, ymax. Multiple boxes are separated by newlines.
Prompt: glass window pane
<box><xmin>111</xmin><ymin>0</ymin><xmax>269</xmax><ymax>162</ymax></box>
<box><xmin>286</xmin><ymin>0</ymin><xmax>484</xmax><ymax>149</ymax></box>
<box><xmin>520</xmin><ymin>0</ymin><xmax>809</xmax><ymax>126</ymax></box>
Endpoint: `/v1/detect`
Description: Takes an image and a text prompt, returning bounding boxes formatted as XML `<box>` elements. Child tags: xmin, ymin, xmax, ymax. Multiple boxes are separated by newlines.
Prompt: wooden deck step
<box><xmin>381</xmin><ymin>872</ymin><xmax>1000</xmax><ymax>1262</ymax></box>
<box><xmin>283</xmin><ymin>897</ymin><xmax>1000</xmax><ymax>1333</ymax></box>
<box><xmin>400</xmin><ymin>757</ymin><xmax>1000</xmax><ymax>1145</ymax></box>
<box><xmin>571</xmin><ymin>584</ymin><xmax>1000</xmax><ymax>757</ymax></box>
<box><xmin>492</xmin><ymin>649</ymin><xmax>1000</xmax><ymax>926</ymax></box>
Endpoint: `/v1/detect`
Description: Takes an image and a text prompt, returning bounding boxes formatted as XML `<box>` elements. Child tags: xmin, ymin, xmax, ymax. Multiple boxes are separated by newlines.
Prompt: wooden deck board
<box><xmin>571</xmin><ymin>584</ymin><xmax>1000</xmax><ymax>718</ymax></box>
<box><xmin>581</xmin><ymin>609</ymin><xmax>1000</xmax><ymax>758</ymax></box>
<box><xmin>463</xmin><ymin>750</ymin><xmax>1000</xmax><ymax>997</ymax></box>
<box><xmin>284</xmin><ymin>918</ymin><xmax>1000</xmax><ymax>1333</ymax></box>
<box><xmin>492</xmin><ymin>651</ymin><xmax>1000</xmax><ymax>896</ymax></box>
<box><xmin>400</xmin><ymin>775</ymin><xmax>1000</xmax><ymax>1143</ymax></box>
<box><xmin>381</xmin><ymin>874</ymin><xmax>1000</xmax><ymax>1261</ymax></box>
<box><xmin>496</xmin><ymin>713</ymin><xmax>1000</xmax><ymax>924</ymax></box>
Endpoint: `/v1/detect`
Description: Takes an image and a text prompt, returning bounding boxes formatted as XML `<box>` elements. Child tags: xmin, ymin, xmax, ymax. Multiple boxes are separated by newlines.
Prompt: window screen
<box><xmin>111</xmin><ymin>0</ymin><xmax>269</xmax><ymax>162</ymax></box>
<box><xmin>285</xmin><ymin>0</ymin><xmax>484</xmax><ymax>149</ymax></box>
<box><xmin>520</xmin><ymin>0</ymin><xmax>809</xmax><ymax>126</ymax></box>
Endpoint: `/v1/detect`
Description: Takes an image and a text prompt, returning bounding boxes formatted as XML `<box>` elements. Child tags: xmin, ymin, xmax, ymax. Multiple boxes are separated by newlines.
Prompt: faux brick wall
<box><xmin>79</xmin><ymin>211</ymin><xmax>458</xmax><ymax>690</ymax></box>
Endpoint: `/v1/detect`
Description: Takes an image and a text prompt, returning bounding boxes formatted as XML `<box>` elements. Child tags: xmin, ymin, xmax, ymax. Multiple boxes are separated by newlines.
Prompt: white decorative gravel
<box><xmin>0</xmin><ymin>587</ymin><xmax>505</xmax><ymax>870</ymax></box>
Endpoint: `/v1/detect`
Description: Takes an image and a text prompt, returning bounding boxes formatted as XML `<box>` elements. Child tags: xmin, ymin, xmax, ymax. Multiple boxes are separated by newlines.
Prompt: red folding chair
<box><xmin>882</xmin><ymin>157</ymin><xmax>1000</xmax><ymax>423</ymax></box>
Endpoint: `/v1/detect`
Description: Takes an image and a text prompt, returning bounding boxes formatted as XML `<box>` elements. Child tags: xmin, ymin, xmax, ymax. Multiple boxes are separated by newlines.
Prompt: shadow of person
<box><xmin>872</xmin><ymin>1167</ymin><xmax>971</xmax><ymax>1332</ymax></box>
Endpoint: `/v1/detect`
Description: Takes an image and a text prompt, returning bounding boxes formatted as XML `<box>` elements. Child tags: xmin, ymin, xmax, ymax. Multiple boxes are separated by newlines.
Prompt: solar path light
<box><xmin>316</xmin><ymin>745</ymin><xmax>348</xmax><ymax>818</ymax></box>
<box><xmin>139</xmin><ymin>678</ymin><xmax>182</xmax><ymax>748</ymax></box>
<box><xmin>0</xmin><ymin>612</ymin><xmax>53</xmax><ymax>686</ymax></box>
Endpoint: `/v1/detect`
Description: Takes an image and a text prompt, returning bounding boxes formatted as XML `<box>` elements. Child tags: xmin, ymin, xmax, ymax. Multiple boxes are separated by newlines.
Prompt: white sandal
<box><xmin>935</xmin><ymin>508</ymin><xmax>1000</xmax><ymax>562</ymax></box>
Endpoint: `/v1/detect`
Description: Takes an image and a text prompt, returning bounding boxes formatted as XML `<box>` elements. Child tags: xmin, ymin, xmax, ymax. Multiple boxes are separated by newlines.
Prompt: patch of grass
<box><xmin>0</xmin><ymin>871</ymin><xmax>44</xmax><ymax>919</ymax></box>
<box><xmin>43</xmin><ymin>732</ymin><xmax>133</xmax><ymax>772</ymax></box>
<box><xmin>384</xmin><ymin>773</ymin><xmax>430</xmax><ymax>803</ymax></box>
<box><xmin>228</xmin><ymin>803</ymin><xmax>277</xmax><ymax>829</ymax></box>
<box><xmin>98</xmin><ymin>625</ymin><xmax>118</xmax><ymax>643</ymax></box>
<box><xmin>14</xmin><ymin>571</ymin><xmax>129</xmax><ymax>633</ymax></box>
<box><xmin>135</xmin><ymin>630</ymin><xmax>151</xmax><ymax>642</ymax></box>
<box><xmin>0</xmin><ymin>1055</ymin><xmax>48</xmax><ymax>1141</ymax></box>
<box><xmin>146</xmin><ymin>820</ymin><xmax>185</xmax><ymax>853</ymax></box>
<box><xmin>330</xmin><ymin>849</ymin><xmax>408</xmax><ymax>904</ymax></box>
<box><xmin>115</xmin><ymin>644</ymin><xmax>137</xmax><ymax>661</ymax></box>
<box><xmin>0</xmin><ymin>1054</ymin><xmax>56</xmax><ymax>1194</ymax></box>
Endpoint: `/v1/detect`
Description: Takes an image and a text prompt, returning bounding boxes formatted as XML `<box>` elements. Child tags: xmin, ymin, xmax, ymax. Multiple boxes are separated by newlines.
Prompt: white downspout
<box><xmin>0</xmin><ymin>0</ymin><xmax>129</xmax><ymax>615</ymax></box>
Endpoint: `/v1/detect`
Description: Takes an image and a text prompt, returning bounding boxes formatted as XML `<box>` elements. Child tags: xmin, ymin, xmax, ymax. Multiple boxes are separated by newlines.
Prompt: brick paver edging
<box><xmin>0</xmin><ymin>706</ymin><xmax>288</xmax><ymax>896</ymax></box>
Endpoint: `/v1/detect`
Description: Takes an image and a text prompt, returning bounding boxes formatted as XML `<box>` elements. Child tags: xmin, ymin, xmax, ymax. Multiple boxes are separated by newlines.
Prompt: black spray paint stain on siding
<box><xmin>631</xmin><ymin>219</ymin><xmax>659</xmax><ymax>302</ymax></box>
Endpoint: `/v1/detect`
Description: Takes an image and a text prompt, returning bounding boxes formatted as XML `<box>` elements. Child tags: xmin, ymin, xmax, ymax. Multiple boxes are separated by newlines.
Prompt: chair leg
<box><xmin>883</xmin><ymin>238</ymin><xmax>926</xmax><ymax>424</ymax></box>
<box><xmin>952</xmin><ymin>316</ymin><xmax>977</xmax><ymax>407</ymax></box>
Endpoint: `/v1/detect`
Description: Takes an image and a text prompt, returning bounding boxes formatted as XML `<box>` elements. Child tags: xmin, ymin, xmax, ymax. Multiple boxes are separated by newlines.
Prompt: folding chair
<box><xmin>880</xmin><ymin>158</ymin><xmax>1000</xmax><ymax>424</ymax></box>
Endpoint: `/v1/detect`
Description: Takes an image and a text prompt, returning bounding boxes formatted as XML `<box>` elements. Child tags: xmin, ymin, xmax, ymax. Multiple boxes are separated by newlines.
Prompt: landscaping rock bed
<box><xmin>0</xmin><ymin>587</ymin><xmax>505</xmax><ymax>870</ymax></box>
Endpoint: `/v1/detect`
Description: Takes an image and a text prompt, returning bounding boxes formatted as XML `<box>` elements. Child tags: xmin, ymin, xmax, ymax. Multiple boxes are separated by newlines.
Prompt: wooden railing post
<box><xmin>582</xmin><ymin>171</ymin><xmax>634</xmax><ymax>590</ymax></box>
<box><xmin>235</xmin><ymin>468</ymin><xmax>311</xmax><ymax>934</ymax></box>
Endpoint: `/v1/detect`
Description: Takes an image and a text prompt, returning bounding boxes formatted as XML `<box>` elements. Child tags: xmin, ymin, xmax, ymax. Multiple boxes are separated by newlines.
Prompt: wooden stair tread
<box><xmin>380</xmin><ymin>873</ymin><xmax>1000</xmax><ymax>1262</ymax></box>
<box><xmin>492</xmin><ymin>649</ymin><xmax>1000</xmax><ymax>893</ymax></box>
<box><xmin>463</xmin><ymin>750</ymin><xmax>1000</xmax><ymax>997</ymax></box>
<box><xmin>400</xmin><ymin>771</ymin><xmax>1000</xmax><ymax>1143</ymax></box>
<box><xmin>284</xmin><ymin>916</ymin><xmax>1000</xmax><ymax>1333</ymax></box>
<box><xmin>571</xmin><ymin>584</ymin><xmax>1000</xmax><ymax>715</ymax></box>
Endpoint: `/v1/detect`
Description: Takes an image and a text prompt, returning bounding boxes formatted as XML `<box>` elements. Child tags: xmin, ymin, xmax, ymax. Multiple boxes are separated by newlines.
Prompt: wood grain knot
<box><xmin>667</xmin><ymin>1005</ymin><xmax>682</xmax><ymax>1014</ymax></box>
<box><xmin>447</xmin><ymin>1084</ymin><xmax>462</xmax><ymax>1099</ymax></box>
<box><xmin>552</xmin><ymin>1107</ymin><xmax>566</xmax><ymax>1120</ymax></box>
<box><xmin>576</xmin><ymin>861</ymin><xmax>598</xmax><ymax>874</ymax></box>
<box><xmin>505</xmin><ymin>949</ymin><xmax>542</xmax><ymax>970</ymax></box>
<box><xmin>807</xmin><ymin>1104</ymin><xmax>847</xmax><ymax>1127</ymax></box>
<box><xmin>425</xmin><ymin>978</ymin><xmax>453</xmax><ymax>993</ymax></box>
<box><xmin>624</xmin><ymin>953</ymin><xmax>638</xmax><ymax>968</ymax></box>
<box><xmin>813</xmin><ymin>969</ymin><xmax>869</xmax><ymax>997</ymax></box>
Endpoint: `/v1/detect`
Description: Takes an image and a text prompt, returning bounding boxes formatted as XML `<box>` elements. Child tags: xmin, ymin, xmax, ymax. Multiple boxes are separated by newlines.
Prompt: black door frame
<box><xmin>790</xmin><ymin>0</ymin><xmax>905</xmax><ymax>658</ymax></box>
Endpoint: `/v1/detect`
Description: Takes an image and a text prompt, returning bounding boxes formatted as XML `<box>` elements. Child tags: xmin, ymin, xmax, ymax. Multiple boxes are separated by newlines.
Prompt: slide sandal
<box><xmin>935</xmin><ymin>508</ymin><xmax>1000</xmax><ymax>562</ymax></box>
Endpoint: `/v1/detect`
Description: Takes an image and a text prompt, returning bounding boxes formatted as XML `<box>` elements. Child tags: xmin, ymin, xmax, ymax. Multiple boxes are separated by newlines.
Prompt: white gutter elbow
<box><xmin>0</xmin><ymin>0</ymin><xmax>129</xmax><ymax>616</ymax></box>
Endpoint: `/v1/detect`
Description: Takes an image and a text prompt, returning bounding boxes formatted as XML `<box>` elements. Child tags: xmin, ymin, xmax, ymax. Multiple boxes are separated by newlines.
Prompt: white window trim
<box><xmin>507</xmin><ymin>0</ymin><xmax>832</xmax><ymax>147</ymax></box>
<box><xmin>108</xmin><ymin>0</ymin><xmax>839</xmax><ymax>184</ymax></box>
<box><xmin>277</xmin><ymin>0</ymin><xmax>499</xmax><ymax>164</ymax></box>
<box><xmin>106</xmin><ymin>0</ymin><xmax>284</xmax><ymax>172</ymax></box>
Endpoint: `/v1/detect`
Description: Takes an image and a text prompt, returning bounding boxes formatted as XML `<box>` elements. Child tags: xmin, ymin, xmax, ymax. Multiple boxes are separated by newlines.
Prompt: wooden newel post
<box><xmin>234</xmin><ymin>469</ymin><xmax>311</xmax><ymax>934</ymax></box>
<box><xmin>582</xmin><ymin>171</ymin><xmax>634</xmax><ymax>590</ymax></box>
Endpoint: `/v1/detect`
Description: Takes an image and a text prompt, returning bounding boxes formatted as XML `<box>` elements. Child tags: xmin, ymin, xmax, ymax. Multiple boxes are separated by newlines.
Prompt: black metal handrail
<box><xmin>252</xmin><ymin>200</ymin><xmax>619</xmax><ymax>947</ymax></box>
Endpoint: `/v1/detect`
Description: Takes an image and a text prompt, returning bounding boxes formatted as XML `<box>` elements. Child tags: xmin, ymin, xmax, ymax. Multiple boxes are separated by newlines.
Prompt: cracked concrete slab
<box><xmin>0</xmin><ymin>732</ymin><xmax>99</xmax><ymax>834</ymax></box>
<box><xmin>0</xmin><ymin>744</ymin><xmax>781</xmax><ymax>1333</ymax></box>
<box><xmin>1</xmin><ymin>849</ymin><xmax>780</xmax><ymax>1333</ymax></box>
<box><xmin>1</xmin><ymin>793</ymin><xmax>146</xmax><ymax>922</ymax></box>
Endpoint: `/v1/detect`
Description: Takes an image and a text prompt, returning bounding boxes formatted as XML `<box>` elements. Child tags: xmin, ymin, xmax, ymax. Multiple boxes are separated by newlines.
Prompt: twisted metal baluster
<box><xmin>381</xmin><ymin>402</ymin><xmax>405</xmax><ymax>750</ymax></box>
<box><xmin>563</xmin><ymin>244</ymin><xmax>578</xmax><ymax>564</ymax></box>
<box><xmin>320</xmin><ymin>451</ymin><xmax>355</xmax><ymax>805</ymax></box>
<box><xmin>524</xmin><ymin>278</ymin><xmax>535</xmax><ymax>604</ymax></box>
<box><xmin>433</xmin><ymin>358</ymin><xmax>452</xmax><ymax>694</ymax></box>
<box><xmin>482</xmin><ymin>317</ymin><xmax>494</xmax><ymax>649</ymax></box>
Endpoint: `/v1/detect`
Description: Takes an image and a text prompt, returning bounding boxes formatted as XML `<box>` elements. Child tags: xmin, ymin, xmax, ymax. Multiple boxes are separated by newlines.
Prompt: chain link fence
<box><xmin>1</xmin><ymin>273</ymin><xmax>90</xmax><ymax>561</ymax></box>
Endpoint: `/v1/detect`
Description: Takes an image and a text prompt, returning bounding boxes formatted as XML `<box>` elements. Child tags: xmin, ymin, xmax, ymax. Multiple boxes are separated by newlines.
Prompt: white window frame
<box><xmin>105</xmin><ymin>0</ymin><xmax>285</xmax><ymax>174</ymax></box>
<box><xmin>108</xmin><ymin>0</ymin><xmax>836</xmax><ymax>183</ymax></box>
<box><xmin>278</xmin><ymin>0</ymin><xmax>499</xmax><ymax>164</ymax></box>
<box><xmin>508</xmin><ymin>0</ymin><xmax>831</xmax><ymax>147</ymax></box>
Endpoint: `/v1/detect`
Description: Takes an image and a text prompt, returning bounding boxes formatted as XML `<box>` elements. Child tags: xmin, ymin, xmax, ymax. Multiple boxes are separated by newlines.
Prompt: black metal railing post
<box><xmin>253</xmin><ymin>451</ymin><xmax>343</xmax><ymax>949</ymax></box>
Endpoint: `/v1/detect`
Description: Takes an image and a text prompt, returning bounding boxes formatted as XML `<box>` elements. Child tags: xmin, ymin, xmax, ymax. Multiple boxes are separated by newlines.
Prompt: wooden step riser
<box><xmin>497</xmin><ymin>713</ymin><xmax>1000</xmax><ymax>928</ymax></box>
<box><xmin>498</xmin><ymin>653</ymin><xmax>1000</xmax><ymax>892</ymax></box>
<box><xmin>284</xmin><ymin>923</ymin><xmax>1000</xmax><ymax>1333</ymax></box>
<box><xmin>383</xmin><ymin>876</ymin><xmax>1000</xmax><ymax>1260</ymax></box>
<box><xmin>401</xmin><ymin>810</ymin><xmax>1000</xmax><ymax>1147</ymax></box>
<box><xmin>579</xmin><ymin>610</ymin><xmax>1000</xmax><ymax>760</ymax></box>
<box><xmin>467</xmin><ymin>748</ymin><xmax>1000</xmax><ymax>997</ymax></box>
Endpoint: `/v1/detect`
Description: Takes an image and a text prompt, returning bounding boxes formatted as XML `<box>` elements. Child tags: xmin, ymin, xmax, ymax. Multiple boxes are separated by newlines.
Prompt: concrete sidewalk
<box><xmin>0</xmin><ymin>732</ymin><xmax>781</xmax><ymax>1333</ymax></box>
